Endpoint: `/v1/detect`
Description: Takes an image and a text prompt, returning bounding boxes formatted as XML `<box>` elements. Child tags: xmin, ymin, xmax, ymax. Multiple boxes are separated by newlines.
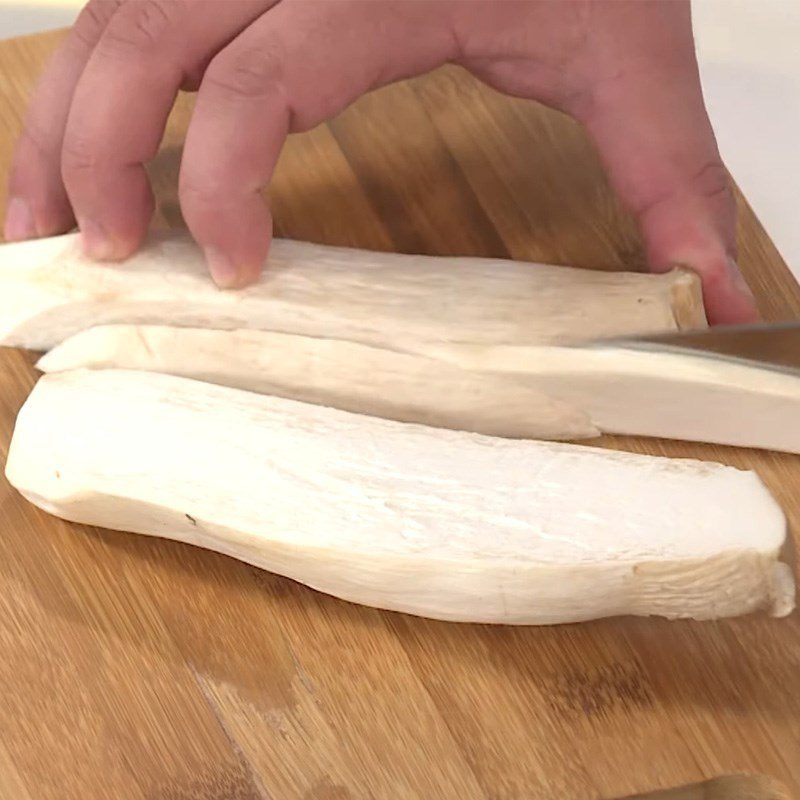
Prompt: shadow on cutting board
<box><xmin>615</xmin><ymin>774</ymin><xmax>791</xmax><ymax>799</ymax></box>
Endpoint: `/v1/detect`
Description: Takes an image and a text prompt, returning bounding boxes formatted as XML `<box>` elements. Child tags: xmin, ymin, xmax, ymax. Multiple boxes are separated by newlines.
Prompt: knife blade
<box><xmin>589</xmin><ymin>320</ymin><xmax>800</xmax><ymax>375</ymax></box>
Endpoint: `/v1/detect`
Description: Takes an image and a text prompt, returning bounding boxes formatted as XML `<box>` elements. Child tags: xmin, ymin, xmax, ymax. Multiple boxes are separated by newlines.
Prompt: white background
<box><xmin>1</xmin><ymin>0</ymin><xmax>798</xmax><ymax>281</ymax></box>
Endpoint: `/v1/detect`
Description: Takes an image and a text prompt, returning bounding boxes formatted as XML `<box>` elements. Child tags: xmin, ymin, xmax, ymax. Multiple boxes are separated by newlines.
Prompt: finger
<box><xmin>4</xmin><ymin>0</ymin><xmax>122</xmax><ymax>242</ymax></box>
<box><xmin>180</xmin><ymin>0</ymin><xmax>456</xmax><ymax>287</ymax></box>
<box><xmin>572</xmin><ymin>1</ymin><xmax>756</xmax><ymax>324</ymax></box>
<box><xmin>61</xmin><ymin>0</ymin><xmax>272</xmax><ymax>260</ymax></box>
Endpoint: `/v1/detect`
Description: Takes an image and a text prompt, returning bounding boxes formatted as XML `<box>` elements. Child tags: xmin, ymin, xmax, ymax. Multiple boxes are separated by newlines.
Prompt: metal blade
<box><xmin>590</xmin><ymin>320</ymin><xmax>800</xmax><ymax>375</ymax></box>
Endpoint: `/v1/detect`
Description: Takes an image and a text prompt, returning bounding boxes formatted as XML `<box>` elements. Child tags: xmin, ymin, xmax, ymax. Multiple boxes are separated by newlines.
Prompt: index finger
<box><xmin>4</xmin><ymin>0</ymin><xmax>122</xmax><ymax>242</ymax></box>
<box><xmin>60</xmin><ymin>0</ymin><xmax>273</xmax><ymax>260</ymax></box>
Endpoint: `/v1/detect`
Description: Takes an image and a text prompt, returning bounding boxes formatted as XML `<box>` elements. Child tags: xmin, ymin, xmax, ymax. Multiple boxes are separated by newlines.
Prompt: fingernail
<box><xmin>204</xmin><ymin>245</ymin><xmax>240</xmax><ymax>288</ymax></box>
<box><xmin>727</xmin><ymin>256</ymin><xmax>756</xmax><ymax>301</ymax></box>
<box><xmin>4</xmin><ymin>197</ymin><xmax>36</xmax><ymax>241</ymax></box>
<box><xmin>79</xmin><ymin>217</ymin><xmax>117</xmax><ymax>260</ymax></box>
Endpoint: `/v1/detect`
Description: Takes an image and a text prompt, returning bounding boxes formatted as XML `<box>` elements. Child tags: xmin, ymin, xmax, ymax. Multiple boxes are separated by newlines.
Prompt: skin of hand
<box><xmin>4</xmin><ymin>0</ymin><xmax>757</xmax><ymax>324</ymax></box>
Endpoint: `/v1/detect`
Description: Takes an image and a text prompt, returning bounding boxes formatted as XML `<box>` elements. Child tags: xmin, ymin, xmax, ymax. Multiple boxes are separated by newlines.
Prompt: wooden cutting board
<box><xmin>1</xmin><ymin>30</ymin><xmax>799</xmax><ymax>800</ymax></box>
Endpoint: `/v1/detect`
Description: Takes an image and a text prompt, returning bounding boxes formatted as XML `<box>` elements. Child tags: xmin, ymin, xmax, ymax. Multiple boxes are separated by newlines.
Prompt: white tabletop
<box><xmin>1</xmin><ymin>0</ymin><xmax>798</xmax><ymax>282</ymax></box>
<box><xmin>693</xmin><ymin>0</ymin><xmax>800</xmax><ymax>281</ymax></box>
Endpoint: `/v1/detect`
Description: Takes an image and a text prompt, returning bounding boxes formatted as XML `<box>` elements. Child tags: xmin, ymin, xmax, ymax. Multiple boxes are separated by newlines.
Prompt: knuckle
<box><xmin>179</xmin><ymin>173</ymin><xmax>226</xmax><ymax>207</ymax></box>
<box><xmin>690</xmin><ymin>160</ymin><xmax>732</xmax><ymax>203</ymax></box>
<box><xmin>205</xmin><ymin>42</ymin><xmax>287</xmax><ymax>98</ymax></box>
<box><xmin>70</xmin><ymin>0</ymin><xmax>123</xmax><ymax>49</ymax></box>
<box><xmin>61</xmin><ymin>133</ymin><xmax>103</xmax><ymax>178</ymax></box>
<box><xmin>19</xmin><ymin>118</ymin><xmax>59</xmax><ymax>162</ymax></box>
<box><xmin>98</xmin><ymin>0</ymin><xmax>184</xmax><ymax>57</ymax></box>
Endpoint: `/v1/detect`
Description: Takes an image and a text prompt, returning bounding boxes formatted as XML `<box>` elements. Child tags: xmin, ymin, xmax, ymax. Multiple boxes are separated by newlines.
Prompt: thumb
<box><xmin>573</xmin><ymin>18</ymin><xmax>757</xmax><ymax>324</ymax></box>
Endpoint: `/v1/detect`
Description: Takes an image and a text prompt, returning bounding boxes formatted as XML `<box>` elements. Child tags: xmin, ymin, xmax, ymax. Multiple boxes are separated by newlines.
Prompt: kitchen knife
<box><xmin>537</xmin><ymin>319</ymin><xmax>800</xmax><ymax>454</ymax></box>
<box><xmin>593</xmin><ymin>320</ymin><xmax>800</xmax><ymax>375</ymax></box>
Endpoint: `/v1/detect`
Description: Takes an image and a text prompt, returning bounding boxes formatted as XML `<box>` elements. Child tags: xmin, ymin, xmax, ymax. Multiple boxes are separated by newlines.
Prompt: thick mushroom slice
<box><xmin>0</xmin><ymin>230</ymin><xmax>704</xmax><ymax>351</ymax></box>
<box><xmin>37</xmin><ymin>324</ymin><xmax>800</xmax><ymax>452</ymax></box>
<box><xmin>5</xmin><ymin>369</ymin><xmax>793</xmax><ymax>625</ymax></box>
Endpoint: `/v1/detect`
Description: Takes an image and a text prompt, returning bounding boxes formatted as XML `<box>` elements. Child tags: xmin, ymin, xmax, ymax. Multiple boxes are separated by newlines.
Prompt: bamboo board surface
<box><xmin>1</xmin><ymin>30</ymin><xmax>799</xmax><ymax>800</ymax></box>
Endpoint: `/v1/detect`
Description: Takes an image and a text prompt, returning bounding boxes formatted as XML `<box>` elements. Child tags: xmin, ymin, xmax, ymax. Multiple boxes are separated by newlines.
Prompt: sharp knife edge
<box><xmin>578</xmin><ymin>320</ymin><xmax>800</xmax><ymax>376</ymax></box>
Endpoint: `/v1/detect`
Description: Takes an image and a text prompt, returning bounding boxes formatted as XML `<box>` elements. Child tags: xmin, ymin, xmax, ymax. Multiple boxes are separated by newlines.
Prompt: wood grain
<box><xmin>1</xmin><ymin>30</ymin><xmax>799</xmax><ymax>800</ymax></box>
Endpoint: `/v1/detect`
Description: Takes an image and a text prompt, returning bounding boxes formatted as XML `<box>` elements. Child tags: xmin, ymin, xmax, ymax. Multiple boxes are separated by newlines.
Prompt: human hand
<box><xmin>4</xmin><ymin>0</ymin><xmax>756</xmax><ymax>324</ymax></box>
